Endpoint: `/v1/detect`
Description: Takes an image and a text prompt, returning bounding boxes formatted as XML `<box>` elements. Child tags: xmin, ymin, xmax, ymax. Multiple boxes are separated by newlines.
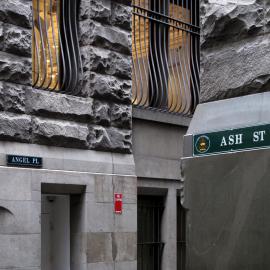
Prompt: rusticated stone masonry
<box><xmin>200</xmin><ymin>0</ymin><xmax>270</xmax><ymax>103</ymax></box>
<box><xmin>0</xmin><ymin>0</ymin><xmax>132</xmax><ymax>153</ymax></box>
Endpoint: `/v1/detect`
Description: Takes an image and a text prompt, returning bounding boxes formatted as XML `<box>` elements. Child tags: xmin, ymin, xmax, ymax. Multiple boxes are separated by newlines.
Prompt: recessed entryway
<box><xmin>41</xmin><ymin>183</ymin><xmax>86</xmax><ymax>270</ymax></box>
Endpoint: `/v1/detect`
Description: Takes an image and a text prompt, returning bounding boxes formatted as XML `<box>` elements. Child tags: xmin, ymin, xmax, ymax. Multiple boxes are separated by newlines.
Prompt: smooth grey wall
<box><xmin>183</xmin><ymin>148</ymin><xmax>270</xmax><ymax>270</ymax></box>
<box><xmin>133</xmin><ymin>118</ymin><xmax>187</xmax><ymax>180</ymax></box>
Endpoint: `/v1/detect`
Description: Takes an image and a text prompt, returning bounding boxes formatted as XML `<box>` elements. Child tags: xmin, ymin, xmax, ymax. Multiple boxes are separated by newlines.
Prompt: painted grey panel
<box><xmin>182</xmin><ymin>148</ymin><xmax>270</xmax><ymax>270</ymax></box>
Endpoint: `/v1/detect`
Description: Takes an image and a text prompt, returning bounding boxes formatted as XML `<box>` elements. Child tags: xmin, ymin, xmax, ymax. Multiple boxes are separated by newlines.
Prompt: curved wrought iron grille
<box><xmin>32</xmin><ymin>0</ymin><xmax>82</xmax><ymax>93</ymax></box>
<box><xmin>132</xmin><ymin>0</ymin><xmax>200</xmax><ymax>115</ymax></box>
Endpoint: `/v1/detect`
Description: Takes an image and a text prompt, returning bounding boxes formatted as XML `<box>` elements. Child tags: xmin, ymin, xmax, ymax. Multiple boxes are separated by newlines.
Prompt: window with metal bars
<box><xmin>177</xmin><ymin>196</ymin><xmax>186</xmax><ymax>270</ymax></box>
<box><xmin>138</xmin><ymin>195</ymin><xmax>165</xmax><ymax>270</ymax></box>
<box><xmin>32</xmin><ymin>0</ymin><xmax>82</xmax><ymax>93</ymax></box>
<box><xmin>132</xmin><ymin>0</ymin><xmax>200</xmax><ymax>115</ymax></box>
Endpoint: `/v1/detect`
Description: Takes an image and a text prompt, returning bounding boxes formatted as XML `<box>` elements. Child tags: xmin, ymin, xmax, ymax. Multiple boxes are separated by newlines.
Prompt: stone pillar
<box><xmin>162</xmin><ymin>187</ymin><xmax>177</xmax><ymax>270</ymax></box>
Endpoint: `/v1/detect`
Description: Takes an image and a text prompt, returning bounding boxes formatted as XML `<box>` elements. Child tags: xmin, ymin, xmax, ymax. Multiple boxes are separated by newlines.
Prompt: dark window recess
<box><xmin>138</xmin><ymin>195</ymin><xmax>165</xmax><ymax>270</ymax></box>
<box><xmin>132</xmin><ymin>0</ymin><xmax>200</xmax><ymax>115</ymax></box>
<box><xmin>32</xmin><ymin>0</ymin><xmax>82</xmax><ymax>93</ymax></box>
<box><xmin>177</xmin><ymin>196</ymin><xmax>186</xmax><ymax>270</ymax></box>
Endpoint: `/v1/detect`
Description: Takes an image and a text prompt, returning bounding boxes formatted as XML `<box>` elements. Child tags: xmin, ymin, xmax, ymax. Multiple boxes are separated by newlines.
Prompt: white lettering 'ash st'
<box><xmin>220</xmin><ymin>134</ymin><xmax>243</xmax><ymax>147</ymax></box>
<box><xmin>220</xmin><ymin>130</ymin><xmax>266</xmax><ymax>147</ymax></box>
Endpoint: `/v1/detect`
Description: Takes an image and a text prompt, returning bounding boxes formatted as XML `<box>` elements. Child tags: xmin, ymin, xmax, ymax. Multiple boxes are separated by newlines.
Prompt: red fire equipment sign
<box><xmin>114</xmin><ymin>193</ymin><xmax>122</xmax><ymax>214</ymax></box>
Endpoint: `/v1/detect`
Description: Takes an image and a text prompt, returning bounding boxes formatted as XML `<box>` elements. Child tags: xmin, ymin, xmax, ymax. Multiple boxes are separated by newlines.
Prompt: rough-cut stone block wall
<box><xmin>200</xmin><ymin>0</ymin><xmax>270</xmax><ymax>103</ymax></box>
<box><xmin>0</xmin><ymin>0</ymin><xmax>132</xmax><ymax>153</ymax></box>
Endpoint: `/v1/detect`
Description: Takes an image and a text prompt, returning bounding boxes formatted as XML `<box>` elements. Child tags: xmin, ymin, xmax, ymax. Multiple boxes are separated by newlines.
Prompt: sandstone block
<box><xmin>0</xmin><ymin>0</ymin><xmax>31</xmax><ymax>29</ymax></box>
<box><xmin>0</xmin><ymin>168</ymin><xmax>32</xmax><ymax>201</ymax></box>
<box><xmin>114</xmin><ymin>204</ymin><xmax>137</xmax><ymax>232</ymax></box>
<box><xmin>89</xmin><ymin>73</ymin><xmax>132</xmax><ymax>104</ymax></box>
<box><xmin>87</xmin><ymin>262</ymin><xmax>114</xmax><ymax>270</ymax></box>
<box><xmin>0</xmin><ymin>200</ymin><xmax>40</xmax><ymax>234</ymax></box>
<box><xmin>200</xmin><ymin>35</ymin><xmax>270</xmax><ymax>102</ymax></box>
<box><xmin>111</xmin><ymin>2</ymin><xmax>132</xmax><ymax>31</ymax></box>
<box><xmin>115</xmin><ymin>261</ymin><xmax>137</xmax><ymax>270</ymax></box>
<box><xmin>94</xmin><ymin>175</ymin><xmax>113</xmax><ymax>203</ymax></box>
<box><xmin>32</xmin><ymin>117</ymin><xmax>89</xmax><ymax>148</ymax></box>
<box><xmin>87</xmin><ymin>232</ymin><xmax>113</xmax><ymax>263</ymax></box>
<box><xmin>90</xmin><ymin>0</ymin><xmax>111</xmax><ymax>24</ymax></box>
<box><xmin>0</xmin><ymin>234</ymin><xmax>40</xmax><ymax>268</ymax></box>
<box><xmin>79</xmin><ymin>0</ymin><xmax>91</xmax><ymax>20</ymax></box>
<box><xmin>112</xmin><ymin>232</ymin><xmax>137</xmax><ymax>261</ymax></box>
<box><xmin>0</xmin><ymin>112</ymin><xmax>31</xmax><ymax>142</ymax></box>
<box><xmin>90</xmin><ymin>46</ymin><xmax>132</xmax><ymax>79</ymax></box>
<box><xmin>0</xmin><ymin>81</ymin><xmax>26</xmax><ymax>113</ymax></box>
<box><xmin>111</xmin><ymin>103</ymin><xmax>131</xmax><ymax>129</ymax></box>
<box><xmin>80</xmin><ymin>20</ymin><xmax>131</xmax><ymax>55</ymax></box>
<box><xmin>1</xmin><ymin>23</ymin><xmax>31</xmax><ymax>56</ymax></box>
<box><xmin>88</xmin><ymin>125</ymin><xmax>132</xmax><ymax>153</ymax></box>
<box><xmin>93</xmin><ymin>100</ymin><xmax>110</xmax><ymax>126</ymax></box>
<box><xmin>87</xmin><ymin>201</ymin><xmax>114</xmax><ymax>232</ymax></box>
<box><xmin>28</xmin><ymin>89</ymin><xmax>94</xmax><ymax>122</ymax></box>
<box><xmin>0</xmin><ymin>51</ymin><xmax>31</xmax><ymax>85</ymax></box>
<box><xmin>201</xmin><ymin>0</ymin><xmax>267</xmax><ymax>48</ymax></box>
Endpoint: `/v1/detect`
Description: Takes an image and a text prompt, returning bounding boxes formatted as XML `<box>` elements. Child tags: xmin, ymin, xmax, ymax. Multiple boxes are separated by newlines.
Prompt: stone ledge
<box><xmin>27</xmin><ymin>89</ymin><xmax>94</xmax><ymax>123</ymax></box>
<box><xmin>132</xmin><ymin>107</ymin><xmax>191</xmax><ymax>127</ymax></box>
<box><xmin>0</xmin><ymin>141</ymin><xmax>136</xmax><ymax>176</ymax></box>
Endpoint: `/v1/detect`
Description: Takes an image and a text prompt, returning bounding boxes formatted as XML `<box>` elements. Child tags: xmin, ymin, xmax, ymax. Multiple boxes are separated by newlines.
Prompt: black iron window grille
<box><xmin>32</xmin><ymin>0</ymin><xmax>82</xmax><ymax>93</ymax></box>
<box><xmin>132</xmin><ymin>0</ymin><xmax>200</xmax><ymax>115</ymax></box>
<box><xmin>177</xmin><ymin>196</ymin><xmax>186</xmax><ymax>270</ymax></box>
<box><xmin>138</xmin><ymin>195</ymin><xmax>165</xmax><ymax>270</ymax></box>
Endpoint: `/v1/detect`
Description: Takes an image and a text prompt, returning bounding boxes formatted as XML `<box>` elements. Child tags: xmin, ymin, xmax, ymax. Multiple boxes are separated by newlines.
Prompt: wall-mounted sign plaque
<box><xmin>193</xmin><ymin>123</ymin><xmax>270</xmax><ymax>156</ymax></box>
<box><xmin>7</xmin><ymin>155</ymin><xmax>42</xmax><ymax>168</ymax></box>
<box><xmin>114</xmin><ymin>193</ymin><xmax>123</xmax><ymax>214</ymax></box>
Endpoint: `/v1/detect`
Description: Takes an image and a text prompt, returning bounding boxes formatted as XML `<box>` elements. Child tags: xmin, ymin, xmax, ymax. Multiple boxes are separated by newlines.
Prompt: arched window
<box><xmin>32</xmin><ymin>0</ymin><xmax>82</xmax><ymax>93</ymax></box>
<box><xmin>132</xmin><ymin>0</ymin><xmax>200</xmax><ymax>115</ymax></box>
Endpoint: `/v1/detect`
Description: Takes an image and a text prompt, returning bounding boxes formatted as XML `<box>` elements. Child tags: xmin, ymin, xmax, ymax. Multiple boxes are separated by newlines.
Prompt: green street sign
<box><xmin>193</xmin><ymin>123</ymin><xmax>270</xmax><ymax>156</ymax></box>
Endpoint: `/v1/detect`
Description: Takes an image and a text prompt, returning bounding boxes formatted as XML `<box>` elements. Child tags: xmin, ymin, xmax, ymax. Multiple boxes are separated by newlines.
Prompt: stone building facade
<box><xmin>0</xmin><ymin>0</ymin><xmax>137</xmax><ymax>270</ymax></box>
<box><xmin>1</xmin><ymin>0</ymin><xmax>270</xmax><ymax>269</ymax></box>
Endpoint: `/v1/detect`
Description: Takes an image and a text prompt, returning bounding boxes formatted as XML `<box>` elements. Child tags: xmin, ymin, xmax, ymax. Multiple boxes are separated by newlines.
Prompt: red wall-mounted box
<box><xmin>114</xmin><ymin>193</ymin><xmax>123</xmax><ymax>214</ymax></box>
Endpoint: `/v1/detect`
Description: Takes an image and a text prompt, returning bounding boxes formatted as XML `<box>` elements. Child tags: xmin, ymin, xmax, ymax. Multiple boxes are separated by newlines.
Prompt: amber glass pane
<box><xmin>33</xmin><ymin>0</ymin><xmax>60</xmax><ymax>90</ymax></box>
<box><xmin>168</xmin><ymin>3</ymin><xmax>191</xmax><ymax>112</ymax></box>
<box><xmin>132</xmin><ymin>0</ymin><xmax>150</xmax><ymax>106</ymax></box>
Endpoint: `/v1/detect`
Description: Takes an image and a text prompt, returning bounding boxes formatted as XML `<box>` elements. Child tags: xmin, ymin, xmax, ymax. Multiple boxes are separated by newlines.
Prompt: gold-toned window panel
<box><xmin>33</xmin><ymin>0</ymin><xmax>60</xmax><ymax>90</ymax></box>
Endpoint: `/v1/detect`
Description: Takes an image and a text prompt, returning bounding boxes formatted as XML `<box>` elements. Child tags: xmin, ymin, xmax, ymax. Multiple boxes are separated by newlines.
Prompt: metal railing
<box><xmin>138</xmin><ymin>196</ymin><xmax>165</xmax><ymax>270</ymax></box>
<box><xmin>132</xmin><ymin>0</ymin><xmax>200</xmax><ymax>115</ymax></box>
<box><xmin>32</xmin><ymin>0</ymin><xmax>82</xmax><ymax>94</ymax></box>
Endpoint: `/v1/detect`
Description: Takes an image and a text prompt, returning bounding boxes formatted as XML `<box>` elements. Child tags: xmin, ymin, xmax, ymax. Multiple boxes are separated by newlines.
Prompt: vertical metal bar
<box><xmin>151</xmin><ymin>0</ymin><xmax>164</xmax><ymax>108</ymax></box>
<box><xmin>36</xmin><ymin>0</ymin><xmax>47</xmax><ymax>88</ymax></box>
<box><xmin>132</xmin><ymin>8</ymin><xmax>141</xmax><ymax>104</ymax></box>
<box><xmin>156</xmin><ymin>0</ymin><xmax>168</xmax><ymax>109</ymax></box>
<box><xmin>175</xmin><ymin>28</ymin><xmax>189</xmax><ymax>114</ymax></box>
<box><xmin>137</xmin><ymin>1</ymin><xmax>148</xmax><ymax>106</ymax></box>
<box><xmin>148</xmin><ymin>9</ymin><xmax>159</xmax><ymax>107</ymax></box>
<box><xmin>61</xmin><ymin>0</ymin><xmax>72</xmax><ymax>93</ymax></box>
<box><xmin>50</xmin><ymin>0</ymin><xmax>60</xmax><ymax>90</ymax></box>
<box><xmin>167</xmin><ymin>0</ymin><xmax>180</xmax><ymax>112</ymax></box>
<box><xmin>73</xmin><ymin>0</ymin><xmax>83</xmax><ymax>94</ymax></box>
<box><xmin>43</xmin><ymin>0</ymin><xmax>54</xmax><ymax>89</ymax></box>
<box><xmin>143</xmin><ymin>13</ymin><xmax>154</xmax><ymax>107</ymax></box>
<box><xmin>32</xmin><ymin>6</ymin><xmax>41</xmax><ymax>87</ymax></box>
<box><xmin>169</xmin><ymin>1</ymin><xmax>187</xmax><ymax>114</ymax></box>
<box><xmin>66</xmin><ymin>0</ymin><xmax>78</xmax><ymax>93</ymax></box>
<box><xmin>189</xmin><ymin>0</ymin><xmax>199</xmax><ymax>112</ymax></box>
<box><xmin>56</xmin><ymin>0</ymin><xmax>67</xmax><ymax>91</ymax></box>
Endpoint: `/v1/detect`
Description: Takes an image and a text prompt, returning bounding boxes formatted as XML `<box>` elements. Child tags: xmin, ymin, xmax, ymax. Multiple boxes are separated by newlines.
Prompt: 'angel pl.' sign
<box><xmin>7</xmin><ymin>155</ymin><xmax>42</xmax><ymax>168</ymax></box>
<box><xmin>193</xmin><ymin>123</ymin><xmax>270</xmax><ymax>156</ymax></box>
